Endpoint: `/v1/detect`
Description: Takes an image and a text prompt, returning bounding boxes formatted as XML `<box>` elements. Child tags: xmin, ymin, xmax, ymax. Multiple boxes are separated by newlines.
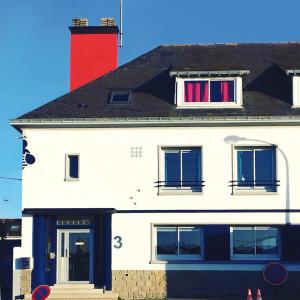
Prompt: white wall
<box><xmin>111</xmin><ymin>212</ymin><xmax>300</xmax><ymax>271</ymax></box>
<box><xmin>22</xmin><ymin>126</ymin><xmax>299</xmax><ymax>215</ymax></box>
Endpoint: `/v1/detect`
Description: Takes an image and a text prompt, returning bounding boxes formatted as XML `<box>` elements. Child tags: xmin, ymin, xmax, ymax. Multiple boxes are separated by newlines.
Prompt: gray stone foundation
<box><xmin>112</xmin><ymin>270</ymin><xmax>167</xmax><ymax>299</ymax></box>
<box><xmin>20</xmin><ymin>270</ymin><xmax>32</xmax><ymax>295</ymax></box>
<box><xmin>112</xmin><ymin>270</ymin><xmax>300</xmax><ymax>299</ymax></box>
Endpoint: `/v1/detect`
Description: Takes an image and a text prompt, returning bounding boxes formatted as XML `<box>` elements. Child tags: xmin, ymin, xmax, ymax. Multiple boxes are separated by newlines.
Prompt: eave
<box><xmin>10</xmin><ymin>115</ymin><xmax>300</xmax><ymax>130</ymax></box>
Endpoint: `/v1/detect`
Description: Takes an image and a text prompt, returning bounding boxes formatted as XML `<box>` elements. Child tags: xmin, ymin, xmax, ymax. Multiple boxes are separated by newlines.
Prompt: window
<box><xmin>231</xmin><ymin>226</ymin><xmax>279</xmax><ymax>260</ymax></box>
<box><xmin>159</xmin><ymin>148</ymin><xmax>202</xmax><ymax>192</ymax></box>
<box><xmin>234</xmin><ymin>147</ymin><xmax>277</xmax><ymax>192</ymax></box>
<box><xmin>286</xmin><ymin>71</ymin><xmax>300</xmax><ymax>107</ymax></box>
<box><xmin>154</xmin><ymin>226</ymin><xmax>204</xmax><ymax>261</ymax></box>
<box><xmin>65</xmin><ymin>154</ymin><xmax>79</xmax><ymax>180</ymax></box>
<box><xmin>176</xmin><ymin>77</ymin><xmax>243</xmax><ymax>108</ymax></box>
<box><xmin>185</xmin><ymin>80</ymin><xmax>235</xmax><ymax>103</ymax></box>
<box><xmin>110</xmin><ymin>91</ymin><xmax>131</xmax><ymax>103</ymax></box>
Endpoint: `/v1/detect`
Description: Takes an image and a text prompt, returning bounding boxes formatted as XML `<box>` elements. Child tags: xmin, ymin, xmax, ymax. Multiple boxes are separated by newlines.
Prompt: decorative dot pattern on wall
<box><xmin>130</xmin><ymin>147</ymin><xmax>143</xmax><ymax>158</ymax></box>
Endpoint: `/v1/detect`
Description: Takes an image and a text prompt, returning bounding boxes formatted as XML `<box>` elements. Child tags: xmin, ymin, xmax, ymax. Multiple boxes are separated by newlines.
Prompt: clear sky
<box><xmin>1</xmin><ymin>0</ymin><xmax>300</xmax><ymax>218</ymax></box>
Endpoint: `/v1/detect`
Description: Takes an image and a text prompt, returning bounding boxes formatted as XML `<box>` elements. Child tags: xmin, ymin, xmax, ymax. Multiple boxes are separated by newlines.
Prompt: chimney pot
<box><xmin>72</xmin><ymin>18</ymin><xmax>88</xmax><ymax>27</ymax></box>
<box><xmin>100</xmin><ymin>18</ymin><xmax>115</xmax><ymax>27</ymax></box>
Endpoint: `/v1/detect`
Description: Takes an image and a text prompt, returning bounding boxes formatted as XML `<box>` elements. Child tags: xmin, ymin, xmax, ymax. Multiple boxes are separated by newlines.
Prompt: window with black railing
<box><xmin>233</xmin><ymin>146</ymin><xmax>278</xmax><ymax>192</ymax></box>
<box><xmin>158</xmin><ymin>148</ymin><xmax>204</xmax><ymax>192</ymax></box>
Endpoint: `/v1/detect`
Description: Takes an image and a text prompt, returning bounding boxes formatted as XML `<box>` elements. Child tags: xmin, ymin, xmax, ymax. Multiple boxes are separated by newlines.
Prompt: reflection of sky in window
<box><xmin>233</xmin><ymin>228</ymin><xmax>255</xmax><ymax>254</ymax></box>
<box><xmin>157</xmin><ymin>227</ymin><xmax>177</xmax><ymax>255</ymax></box>
<box><xmin>233</xmin><ymin>227</ymin><xmax>278</xmax><ymax>256</ymax></box>
<box><xmin>256</xmin><ymin>228</ymin><xmax>278</xmax><ymax>254</ymax></box>
<box><xmin>179</xmin><ymin>227</ymin><xmax>201</xmax><ymax>255</ymax></box>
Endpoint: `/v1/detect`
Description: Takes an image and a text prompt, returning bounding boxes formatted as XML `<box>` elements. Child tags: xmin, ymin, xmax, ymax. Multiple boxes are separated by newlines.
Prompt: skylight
<box><xmin>110</xmin><ymin>91</ymin><xmax>131</xmax><ymax>103</ymax></box>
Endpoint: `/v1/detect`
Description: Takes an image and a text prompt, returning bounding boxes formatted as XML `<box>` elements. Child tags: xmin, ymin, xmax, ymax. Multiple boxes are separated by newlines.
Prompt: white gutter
<box><xmin>10</xmin><ymin>116</ymin><xmax>300</xmax><ymax>128</ymax></box>
<box><xmin>170</xmin><ymin>70</ymin><xmax>250</xmax><ymax>77</ymax></box>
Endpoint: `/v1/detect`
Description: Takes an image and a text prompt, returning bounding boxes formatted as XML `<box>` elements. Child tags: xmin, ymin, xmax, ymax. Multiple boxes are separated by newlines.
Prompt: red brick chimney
<box><xmin>69</xmin><ymin>18</ymin><xmax>119</xmax><ymax>91</ymax></box>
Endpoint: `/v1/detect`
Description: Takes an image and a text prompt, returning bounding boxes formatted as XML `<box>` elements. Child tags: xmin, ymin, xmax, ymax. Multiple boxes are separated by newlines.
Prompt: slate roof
<box><xmin>16</xmin><ymin>43</ymin><xmax>300</xmax><ymax>120</ymax></box>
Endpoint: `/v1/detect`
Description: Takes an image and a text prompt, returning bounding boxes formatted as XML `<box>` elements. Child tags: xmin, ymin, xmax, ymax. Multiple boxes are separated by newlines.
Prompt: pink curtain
<box><xmin>185</xmin><ymin>81</ymin><xmax>208</xmax><ymax>102</ymax></box>
<box><xmin>220</xmin><ymin>81</ymin><xmax>229</xmax><ymax>102</ymax></box>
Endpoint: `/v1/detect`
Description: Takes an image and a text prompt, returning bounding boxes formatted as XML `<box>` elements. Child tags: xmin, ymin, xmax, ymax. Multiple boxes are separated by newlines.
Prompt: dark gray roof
<box><xmin>17</xmin><ymin>43</ymin><xmax>300</xmax><ymax>120</ymax></box>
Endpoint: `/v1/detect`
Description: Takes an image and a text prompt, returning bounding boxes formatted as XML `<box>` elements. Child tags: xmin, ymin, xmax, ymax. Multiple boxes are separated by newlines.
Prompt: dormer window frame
<box><xmin>171</xmin><ymin>70</ymin><xmax>249</xmax><ymax>109</ymax></box>
<box><xmin>286</xmin><ymin>70</ymin><xmax>300</xmax><ymax>108</ymax></box>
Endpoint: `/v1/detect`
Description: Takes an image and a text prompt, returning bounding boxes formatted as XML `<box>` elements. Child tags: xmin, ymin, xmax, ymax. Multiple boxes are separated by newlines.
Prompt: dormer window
<box><xmin>110</xmin><ymin>91</ymin><xmax>131</xmax><ymax>104</ymax></box>
<box><xmin>286</xmin><ymin>70</ymin><xmax>300</xmax><ymax>107</ymax></box>
<box><xmin>171</xmin><ymin>70</ymin><xmax>249</xmax><ymax>109</ymax></box>
<box><xmin>184</xmin><ymin>79</ymin><xmax>235</xmax><ymax>103</ymax></box>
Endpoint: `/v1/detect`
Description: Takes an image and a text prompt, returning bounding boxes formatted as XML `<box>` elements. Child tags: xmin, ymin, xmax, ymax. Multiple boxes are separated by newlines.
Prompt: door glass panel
<box><xmin>61</xmin><ymin>232</ymin><xmax>65</xmax><ymax>257</ymax></box>
<box><xmin>68</xmin><ymin>232</ymin><xmax>90</xmax><ymax>281</ymax></box>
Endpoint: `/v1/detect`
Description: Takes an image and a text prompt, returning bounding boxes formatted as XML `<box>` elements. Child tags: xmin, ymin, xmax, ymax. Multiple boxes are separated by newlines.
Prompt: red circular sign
<box><xmin>263</xmin><ymin>263</ymin><xmax>288</xmax><ymax>286</ymax></box>
<box><xmin>32</xmin><ymin>285</ymin><xmax>51</xmax><ymax>300</ymax></box>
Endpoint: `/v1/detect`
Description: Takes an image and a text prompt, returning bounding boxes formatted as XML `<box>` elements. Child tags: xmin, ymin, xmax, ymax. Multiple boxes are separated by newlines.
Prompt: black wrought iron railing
<box><xmin>155</xmin><ymin>181</ymin><xmax>205</xmax><ymax>192</ymax></box>
<box><xmin>230</xmin><ymin>180</ymin><xmax>280</xmax><ymax>191</ymax></box>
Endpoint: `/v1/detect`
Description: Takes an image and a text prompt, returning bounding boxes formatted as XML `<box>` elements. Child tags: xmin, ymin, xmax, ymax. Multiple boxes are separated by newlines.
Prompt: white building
<box><xmin>11</xmin><ymin>20</ymin><xmax>300</xmax><ymax>299</ymax></box>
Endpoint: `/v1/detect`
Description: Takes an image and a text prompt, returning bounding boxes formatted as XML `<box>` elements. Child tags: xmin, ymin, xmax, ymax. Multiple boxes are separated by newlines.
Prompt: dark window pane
<box><xmin>255</xmin><ymin>149</ymin><xmax>275</xmax><ymax>188</ymax></box>
<box><xmin>210</xmin><ymin>80</ymin><xmax>234</xmax><ymax>102</ymax></box>
<box><xmin>165</xmin><ymin>152</ymin><xmax>181</xmax><ymax>187</ymax></box>
<box><xmin>179</xmin><ymin>227</ymin><xmax>201</xmax><ymax>255</ymax></box>
<box><xmin>233</xmin><ymin>228</ymin><xmax>255</xmax><ymax>255</ymax></box>
<box><xmin>157</xmin><ymin>227</ymin><xmax>178</xmax><ymax>255</ymax></box>
<box><xmin>69</xmin><ymin>155</ymin><xmax>79</xmax><ymax>178</ymax></box>
<box><xmin>111</xmin><ymin>92</ymin><xmax>130</xmax><ymax>102</ymax></box>
<box><xmin>256</xmin><ymin>228</ymin><xmax>278</xmax><ymax>255</ymax></box>
<box><xmin>69</xmin><ymin>232</ymin><xmax>90</xmax><ymax>281</ymax></box>
<box><xmin>237</xmin><ymin>150</ymin><xmax>254</xmax><ymax>186</ymax></box>
<box><xmin>182</xmin><ymin>150</ymin><xmax>201</xmax><ymax>189</ymax></box>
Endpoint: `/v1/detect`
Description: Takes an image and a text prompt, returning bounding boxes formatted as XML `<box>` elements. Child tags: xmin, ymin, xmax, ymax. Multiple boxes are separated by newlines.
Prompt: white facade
<box><xmin>14</xmin><ymin>123</ymin><xmax>300</xmax><ymax>275</ymax></box>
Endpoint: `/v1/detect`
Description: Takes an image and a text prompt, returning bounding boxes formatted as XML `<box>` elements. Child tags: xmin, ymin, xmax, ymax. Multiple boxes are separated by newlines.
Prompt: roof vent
<box><xmin>101</xmin><ymin>18</ymin><xmax>115</xmax><ymax>27</ymax></box>
<box><xmin>72</xmin><ymin>18</ymin><xmax>88</xmax><ymax>27</ymax></box>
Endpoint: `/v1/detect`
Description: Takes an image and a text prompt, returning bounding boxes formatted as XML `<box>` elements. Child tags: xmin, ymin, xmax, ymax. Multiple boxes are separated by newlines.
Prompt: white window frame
<box><xmin>152</xmin><ymin>225</ymin><xmax>204</xmax><ymax>262</ymax></box>
<box><xmin>65</xmin><ymin>154</ymin><xmax>80</xmax><ymax>181</ymax></box>
<box><xmin>292</xmin><ymin>76</ymin><xmax>300</xmax><ymax>107</ymax></box>
<box><xmin>175</xmin><ymin>77</ymin><xmax>243</xmax><ymax>108</ymax></box>
<box><xmin>158</xmin><ymin>147</ymin><xmax>203</xmax><ymax>195</ymax></box>
<box><xmin>232</xmin><ymin>146</ymin><xmax>277</xmax><ymax>194</ymax></box>
<box><xmin>230</xmin><ymin>226</ymin><xmax>280</xmax><ymax>260</ymax></box>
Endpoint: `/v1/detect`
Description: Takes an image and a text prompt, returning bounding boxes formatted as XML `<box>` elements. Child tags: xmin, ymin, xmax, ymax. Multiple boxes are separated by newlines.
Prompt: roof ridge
<box><xmin>161</xmin><ymin>41</ymin><xmax>300</xmax><ymax>47</ymax></box>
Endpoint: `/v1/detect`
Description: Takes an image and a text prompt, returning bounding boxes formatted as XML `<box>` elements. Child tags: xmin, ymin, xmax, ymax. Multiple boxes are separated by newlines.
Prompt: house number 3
<box><xmin>113</xmin><ymin>236</ymin><xmax>123</xmax><ymax>249</ymax></box>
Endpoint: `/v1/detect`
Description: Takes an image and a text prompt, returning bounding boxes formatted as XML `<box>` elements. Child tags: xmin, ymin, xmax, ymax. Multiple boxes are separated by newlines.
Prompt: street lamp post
<box><xmin>2</xmin><ymin>199</ymin><xmax>8</xmax><ymax>224</ymax></box>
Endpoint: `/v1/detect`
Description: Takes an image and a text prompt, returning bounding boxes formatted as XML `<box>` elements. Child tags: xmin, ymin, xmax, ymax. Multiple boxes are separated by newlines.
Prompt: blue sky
<box><xmin>1</xmin><ymin>0</ymin><xmax>300</xmax><ymax>218</ymax></box>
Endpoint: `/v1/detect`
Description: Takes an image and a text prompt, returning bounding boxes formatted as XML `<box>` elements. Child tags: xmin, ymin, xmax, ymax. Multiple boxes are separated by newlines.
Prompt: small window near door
<box><xmin>65</xmin><ymin>154</ymin><xmax>79</xmax><ymax>181</ymax></box>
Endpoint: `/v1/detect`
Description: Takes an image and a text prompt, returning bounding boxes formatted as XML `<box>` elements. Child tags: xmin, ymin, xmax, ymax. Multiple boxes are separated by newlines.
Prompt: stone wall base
<box><xmin>112</xmin><ymin>270</ymin><xmax>166</xmax><ymax>299</ymax></box>
<box><xmin>20</xmin><ymin>270</ymin><xmax>32</xmax><ymax>295</ymax></box>
<box><xmin>112</xmin><ymin>270</ymin><xmax>300</xmax><ymax>300</ymax></box>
